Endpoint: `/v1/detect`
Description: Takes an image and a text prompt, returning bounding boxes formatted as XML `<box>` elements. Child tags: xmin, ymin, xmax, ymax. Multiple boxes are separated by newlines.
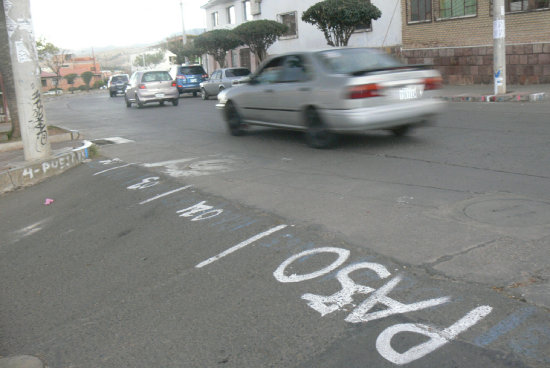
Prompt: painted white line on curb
<box><xmin>196</xmin><ymin>225</ymin><xmax>288</xmax><ymax>269</ymax></box>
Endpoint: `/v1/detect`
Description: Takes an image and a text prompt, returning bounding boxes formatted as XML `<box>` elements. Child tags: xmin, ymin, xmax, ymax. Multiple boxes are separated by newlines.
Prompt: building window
<box><xmin>279</xmin><ymin>12</ymin><xmax>297</xmax><ymax>38</ymax></box>
<box><xmin>212</xmin><ymin>11</ymin><xmax>219</xmax><ymax>26</ymax></box>
<box><xmin>506</xmin><ymin>0</ymin><xmax>549</xmax><ymax>11</ymax></box>
<box><xmin>243</xmin><ymin>1</ymin><xmax>252</xmax><ymax>20</ymax></box>
<box><xmin>439</xmin><ymin>0</ymin><xmax>476</xmax><ymax>18</ymax></box>
<box><xmin>227</xmin><ymin>6</ymin><xmax>236</xmax><ymax>24</ymax></box>
<box><xmin>410</xmin><ymin>0</ymin><xmax>432</xmax><ymax>22</ymax></box>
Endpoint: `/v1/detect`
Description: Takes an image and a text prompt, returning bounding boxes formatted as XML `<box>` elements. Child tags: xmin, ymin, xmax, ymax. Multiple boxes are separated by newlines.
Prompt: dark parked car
<box><xmin>169</xmin><ymin>65</ymin><xmax>208</xmax><ymax>96</ymax></box>
<box><xmin>109</xmin><ymin>74</ymin><xmax>129</xmax><ymax>97</ymax></box>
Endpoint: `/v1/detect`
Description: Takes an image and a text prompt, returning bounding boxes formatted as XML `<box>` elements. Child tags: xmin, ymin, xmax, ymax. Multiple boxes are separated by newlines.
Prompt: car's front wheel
<box><xmin>304</xmin><ymin>108</ymin><xmax>336</xmax><ymax>149</ymax></box>
<box><xmin>225</xmin><ymin>102</ymin><xmax>244</xmax><ymax>136</ymax></box>
<box><xmin>201</xmin><ymin>88</ymin><xmax>208</xmax><ymax>100</ymax></box>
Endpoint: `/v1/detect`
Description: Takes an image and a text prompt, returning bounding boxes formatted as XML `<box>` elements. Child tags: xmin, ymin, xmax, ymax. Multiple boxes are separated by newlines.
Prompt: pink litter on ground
<box><xmin>44</xmin><ymin>198</ymin><xmax>54</xmax><ymax>205</ymax></box>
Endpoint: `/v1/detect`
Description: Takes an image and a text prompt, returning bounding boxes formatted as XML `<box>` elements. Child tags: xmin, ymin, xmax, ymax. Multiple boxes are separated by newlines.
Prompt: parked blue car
<box><xmin>169</xmin><ymin>65</ymin><xmax>208</xmax><ymax>97</ymax></box>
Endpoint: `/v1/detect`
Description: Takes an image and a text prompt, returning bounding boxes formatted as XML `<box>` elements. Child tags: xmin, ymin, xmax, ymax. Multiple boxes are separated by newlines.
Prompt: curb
<box><xmin>0</xmin><ymin>140</ymin><xmax>92</xmax><ymax>195</ymax></box>
<box><xmin>441</xmin><ymin>91</ymin><xmax>546</xmax><ymax>103</ymax></box>
<box><xmin>0</xmin><ymin>129</ymin><xmax>82</xmax><ymax>153</ymax></box>
<box><xmin>0</xmin><ymin>356</ymin><xmax>45</xmax><ymax>368</ymax></box>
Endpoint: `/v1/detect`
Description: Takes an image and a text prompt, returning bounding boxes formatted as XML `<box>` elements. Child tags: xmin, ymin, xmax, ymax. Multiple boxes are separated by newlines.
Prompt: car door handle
<box><xmin>298</xmin><ymin>87</ymin><xmax>311</xmax><ymax>92</ymax></box>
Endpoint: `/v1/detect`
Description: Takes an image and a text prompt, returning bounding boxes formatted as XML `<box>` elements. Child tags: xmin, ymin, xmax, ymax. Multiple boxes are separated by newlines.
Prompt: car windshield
<box><xmin>316</xmin><ymin>49</ymin><xmax>403</xmax><ymax>75</ymax></box>
<box><xmin>112</xmin><ymin>76</ymin><xmax>128</xmax><ymax>83</ymax></box>
<box><xmin>142</xmin><ymin>71</ymin><xmax>172</xmax><ymax>82</ymax></box>
<box><xmin>179</xmin><ymin>66</ymin><xmax>205</xmax><ymax>75</ymax></box>
<box><xmin>226</xmin><ymin>69</ymin><xmax>250</xmax><ymax>77</ymax></box>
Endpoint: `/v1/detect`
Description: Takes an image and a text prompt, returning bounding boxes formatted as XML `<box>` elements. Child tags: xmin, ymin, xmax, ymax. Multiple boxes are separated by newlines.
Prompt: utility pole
<box><xmin>180</xmin><ymin>0</ymin><xmax>188</xmax><ymax>64</ymax></box>
<box><xmin>180</xmin><ymin>0</ymin><xmax>187</xmax><ymax>47</ymax></box>
<box><xmin>493</xmin><ymin>0</ymin><xmax>506</xmax><ymax>95</ymax></box>
<box><xmin>3</xmin><ymin>0</ymin><xmax>51</xmax><ymax>160</ymax></box>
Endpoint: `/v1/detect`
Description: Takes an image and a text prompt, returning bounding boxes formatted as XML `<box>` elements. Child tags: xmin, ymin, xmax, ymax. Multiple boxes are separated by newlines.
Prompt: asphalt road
<box><xmin>1</xmin><ymin>91</ymin><xmax>549</xmax><ymax>367</ymax></box>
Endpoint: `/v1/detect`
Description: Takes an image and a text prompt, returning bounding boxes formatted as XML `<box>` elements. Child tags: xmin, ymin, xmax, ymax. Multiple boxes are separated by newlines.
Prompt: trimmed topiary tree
<box><xmin>302</xmin><ymin>0</ymin><xmax>382</xmax><ymax>47</ymax></box>
<box><xmin>233</xmin><ymin>20</ymin><xmax>288</xmax><ymax>63</ymax></box>
<box><xmin>193</xmin><ymin>29</ymin><xmax>241</xmax><ymax>68</ymax></box>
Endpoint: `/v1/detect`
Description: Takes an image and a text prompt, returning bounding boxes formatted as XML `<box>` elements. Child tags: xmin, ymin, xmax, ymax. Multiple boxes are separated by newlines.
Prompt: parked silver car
<box><xmin>217</xmin><ymin>48</ymin><xmax>445</xmax><ymax>148</ymax></box>
<box><xmin>200</xmin><ymin>67</ymin><xmax>250</xmax><ymax>100</ymax></box>
<box><xmin>125</xmin><ymin>70</ymin><xmax>179</xmax><ymax>108</ymax></box>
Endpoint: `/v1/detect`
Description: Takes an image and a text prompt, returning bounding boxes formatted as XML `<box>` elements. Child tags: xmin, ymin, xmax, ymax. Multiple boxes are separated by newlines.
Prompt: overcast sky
<box><xmin>30</xmin><ymin>0</ymin><xmax>207</xmax><ymax>50</ymax></box>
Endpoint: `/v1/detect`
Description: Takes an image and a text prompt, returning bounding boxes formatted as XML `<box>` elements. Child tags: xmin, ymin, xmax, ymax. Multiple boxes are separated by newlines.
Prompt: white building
<box><xmin>130</xmin><ymin>49</ymin><xmax>177</xmax><ymax>73</ymax></box>
<box><xmin>200</xmin><ymin>0</ymin><xmax>402</xmax><ymax>73</ymax></box>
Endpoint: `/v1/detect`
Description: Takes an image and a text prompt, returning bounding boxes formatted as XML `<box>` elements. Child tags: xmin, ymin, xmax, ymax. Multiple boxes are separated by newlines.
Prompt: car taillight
<box><xmin>138</xmin><ymin>84</ymin><xmax>146</xmax><ymax>89</ymax></box>
<box><xmin>177</xmin><ymin>75</ymin><xmax>187</xmax><ymax>82</ymax></box>
<box><xmin>172</xmin><ymin>81</ymin><xmax>177</xmax><ymax>87</ymax></box>
<box><xmin>424</xmin><ymin>76</ymin><xmax>442</xmax><ymax>90</ymax></box>
<box><xmin>348</xmin><ymin>83</ymin><xmax>381</xmax><ymax>99</ymax></box>
<box><xmin>202</xmin><ymin>74</ymin><xmax>208</xmax><ymax>79</ymax></box>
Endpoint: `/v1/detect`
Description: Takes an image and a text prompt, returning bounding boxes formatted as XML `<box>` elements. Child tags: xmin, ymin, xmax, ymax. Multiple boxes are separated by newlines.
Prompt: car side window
<box><xmin>279</xmin><ymin>55</ymin><xmax>310</xmax><ymax>83</ymax></box>
<box><xmin>213</xmin><ymin>71</ymin><xmax>221</xmax><ymax>80</ymax></box>
<box><xmin>255</xmin><ymin>57</ymin><xmax>285</xmax><ymax>84</ymax></box>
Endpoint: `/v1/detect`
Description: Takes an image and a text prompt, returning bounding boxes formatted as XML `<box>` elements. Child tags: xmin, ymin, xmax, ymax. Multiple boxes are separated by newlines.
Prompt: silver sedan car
<box><xmin>216</xmin><ymin>48</ymin><xmax>445</xmax><ymax>148</ymax></box>
<box><xmin>200</xmin><ymin>67</ymin><xmax>250</xmax><ymax>100</ymax></box>
<box><xmin>125</xmin><ymin>70</ymin><xmax>180</xmax><ymax>108</ymax></box>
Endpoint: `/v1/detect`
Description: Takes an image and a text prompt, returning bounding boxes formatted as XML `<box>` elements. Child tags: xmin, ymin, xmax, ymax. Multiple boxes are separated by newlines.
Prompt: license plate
<box><xmin>190</xmin><ymin>78</ymin><xmax>197</xmax><ymax>83</ymax></box>
<box><xmin>155</xmin><ymin>93</ymin><xmax>165</xmax><ymax>98</ymax></box>
<box><xmin>395</xmin><ymin>85</ymin><xmax>422</xmax><ymax>100</ymax></box>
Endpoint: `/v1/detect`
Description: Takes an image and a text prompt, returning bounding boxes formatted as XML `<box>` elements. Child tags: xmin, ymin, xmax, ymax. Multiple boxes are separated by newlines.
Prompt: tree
<box><xmin>233</xmin><ymin>20</ymin><xmax>288</xmax><ymax>63</ymax></box>
<box><xmin>36</xmin><ymin>38</ymin><xmax>66</xmax><ymax>93</ymax></box>
<box><xmin>133</xmin><ymin>51</ymin><xmax>165</xmax><ymax>68</ymax></box>
<box><xmin>64</xmin><ymin>73</ymin><xmax>78</xmax><ymax>93</ymax></box>
<box><xmin>166</xmin><ymin>35</ymin><xmax>201</xmax><ymax>64</ymax></box>
<box><xmin>193</xmin><ymin>30</ymin><xmax>241</xmax><ymax>68</ymax></box>
<box><xmin>64</xmin><ymin>73</ymin><xmax>78</xmax><ymax>85</ymax></box>
<box><xmin>80</xmin><ymin>71</ymin><xmax>94</xmax><ymax>90</ymax></box>
<box><xmin>302</xmin><ymin>0</ymin><xmax>382</xmax><ymax>47</ymax></box>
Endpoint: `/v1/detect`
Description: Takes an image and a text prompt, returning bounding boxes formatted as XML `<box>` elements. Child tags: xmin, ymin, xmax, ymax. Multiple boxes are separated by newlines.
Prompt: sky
<box><xmin>29</xmin><ymin>0</ymin><xmax>207</xmax><ymax>50</ymax></box>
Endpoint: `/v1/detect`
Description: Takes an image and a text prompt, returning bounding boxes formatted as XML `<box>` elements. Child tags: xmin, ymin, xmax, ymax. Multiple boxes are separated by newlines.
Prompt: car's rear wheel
<box><xmin>390</xmin><ymin>125</ymin><xmax>411</xmax><ymax>136</ymax></box>
<box><xmin>136</xmin><ymin>94</ymin><xmax>144</xmax><ymax>108</ymax></box>
<box><xmin>201</xmin><ymin>88</ymin><xmax>208</xmax><ymax>100</ymax></box>
<box><xmin>159</xmin><ymin>101</ymin><xmax>165</xmax><ymax>106</ymax></box>
<box><xmin>193</xmin><ymin>91</ymin><xmax>198</xmax><ymax>97</ymax></box>
<box><xmin>172</xmin><ymin>98</ymin><xmax>179</xmax><ymax>106</ymax></box>
<box><xmin>225</xmin><ymin>102</ymin><xmax>244</xmax><ymax>136</ymax></box>
<box><xmin>125</xmin><ymin>95</ymin><xmax>131</xmax><ymax>108</ymax></box>
<box><xmin>304</xmin><ymin>108</ymin><xmax>336</xmax><ymax>149</ymax></box>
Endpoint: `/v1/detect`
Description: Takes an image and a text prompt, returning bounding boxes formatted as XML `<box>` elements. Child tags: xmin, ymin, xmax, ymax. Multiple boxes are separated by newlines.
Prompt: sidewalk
<box><xmin>435</xmin><ymin>83</ymin><xmax>549</xmax><ymax>102</ymax></box>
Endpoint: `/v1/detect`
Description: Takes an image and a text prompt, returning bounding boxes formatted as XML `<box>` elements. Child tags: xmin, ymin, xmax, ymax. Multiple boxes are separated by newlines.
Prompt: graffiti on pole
<box><xmin>29</xmin><ymin>84</ymin><xmax>48</xmax><ymax>150</ymax></box>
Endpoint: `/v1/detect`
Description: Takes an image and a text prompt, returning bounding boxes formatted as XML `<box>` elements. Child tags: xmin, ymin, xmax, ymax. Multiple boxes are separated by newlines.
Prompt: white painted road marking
<box><xmin>376</xmin><ymin>305</ymin><xmax>493</xmax><ymax>365</ymax></box>
<box><xmin>139</xmin><ymin>186</ymin><xmax>192</xmax><ymax>205</ymax></box>
<box><xmin>93</xmin><ymin>163</ymin><xmax>133</xmax><ymax>176</ymax></box>
<box><xmin>195</xmin><ymin>225</ymin><xmax>288</xmax><ymax>269</ymax></box>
